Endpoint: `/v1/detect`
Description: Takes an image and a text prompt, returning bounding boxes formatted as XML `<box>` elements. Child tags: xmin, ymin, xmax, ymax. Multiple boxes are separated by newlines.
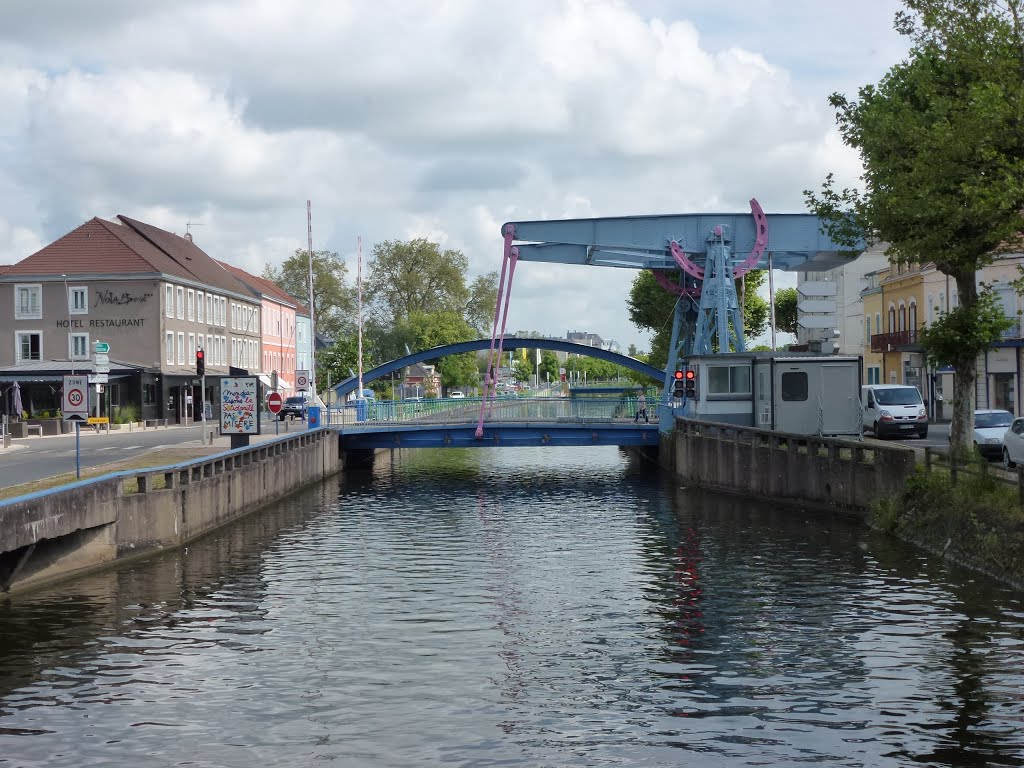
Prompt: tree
<box><xmin>316</xmin><ymin>337</ymin><xmax>362</xmax><ymax>395</ymax></box>
<box><xmin>512</xmin><ymin>358</ymin><xmax>533</xmax><ymax>383</ymax></box>
<box><xmin>539</xmin><ymin>350</ymin><xmax>559</xmax><ymax>384</ymax></box>
<box><xmin>397</xmin><ymin>309</ymin><xmax>479</xmax><ymax>391</ymax></box>
<box><xmin>263</xmin><ymin>250</ymin><xmax>354</xmax><ymax>342</ymax></box>
<box><xmin>774</xmin><ymin>287</ymin><xmax>799</xmax><ymax>335</ymax></box>
<box><xmin>364</xmin><ymin>239</ymin><xmax>498</xmax><ymax>335</ymax></box>
<box><xmin>805</xmin><ymin>0</ymin><xmax>1024</xmax><ymax>451</ymax></box>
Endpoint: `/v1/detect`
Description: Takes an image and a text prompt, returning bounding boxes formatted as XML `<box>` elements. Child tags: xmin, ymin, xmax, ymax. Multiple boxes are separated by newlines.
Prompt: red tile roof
<box><xmin>2</xmin><ymin>216</ymin><xmax>259</xmax><ymax>302</ymax></box>
<box><xmin>216</xmin><ymin>260</ymin><xmax>310</xmax><ymax>313</ymax></box>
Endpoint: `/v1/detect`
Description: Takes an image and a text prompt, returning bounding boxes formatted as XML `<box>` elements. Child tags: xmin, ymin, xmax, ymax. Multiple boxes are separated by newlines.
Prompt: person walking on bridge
<box><xmin>634</xmin><ymin>391</ymin><xmax>648</xmax><ymax>423</ymax></box>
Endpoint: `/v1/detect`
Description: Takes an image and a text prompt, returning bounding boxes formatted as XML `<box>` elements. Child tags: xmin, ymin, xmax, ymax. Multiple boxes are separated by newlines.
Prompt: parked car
<box><xmin>861</xmin><ymin>384</ymin><xmax>928</xmax><ymax>438</ymax></box>
<box><xmin>955</xmin><ymin>409</ymin><xmax>1014</xmax><ymax>460</ymax></box>
<box><xmin>279</xmin><ymin>395</ymin><xmax>309</xmax><ymax>421</ymax></box>
<box><xmin>449</xmin><ymin>390</ymin><xmax>465</xmax><ymax>399</ymax></box>
<box><xmin>1001</xmin><ymin>415</ymin><xmax>1024</xmax><ymax>468</ymax></box>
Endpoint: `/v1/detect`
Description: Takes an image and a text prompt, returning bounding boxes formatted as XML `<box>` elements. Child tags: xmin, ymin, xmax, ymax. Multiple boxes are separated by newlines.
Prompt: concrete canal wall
<box><xmin>0</xmin><ymin>429</ymin><xmax>340</xmax><ymax>595</ymax></box>
<box><xmin>662</xmin><ymin>417</ymin><xmax>916</xmax><ymax>515</ymax></box>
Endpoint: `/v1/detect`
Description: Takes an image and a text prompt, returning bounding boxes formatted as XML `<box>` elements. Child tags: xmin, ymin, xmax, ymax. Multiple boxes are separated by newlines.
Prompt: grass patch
<box><xmin>871</xmin><ymin>463</ymin><xmax>1024</xmax><ymax>582</ymax></box>
<box><xmin>0</xmin><ymin>446</ymin><xmax>222</xmax><ymax>501</ymax></box>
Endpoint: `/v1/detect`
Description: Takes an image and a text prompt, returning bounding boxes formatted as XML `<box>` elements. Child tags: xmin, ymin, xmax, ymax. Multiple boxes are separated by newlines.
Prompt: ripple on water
<box><xmin>0</xmin><ymin>446</ymin><xmax>1021</xmax><ymax>767</ymax></box>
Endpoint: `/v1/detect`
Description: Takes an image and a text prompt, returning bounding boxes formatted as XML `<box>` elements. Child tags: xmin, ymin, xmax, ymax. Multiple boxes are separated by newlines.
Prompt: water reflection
<box><xmin>0</xmin><ymin>446</ymin><xmax>1021</xmax><ymax>767</ymax></box>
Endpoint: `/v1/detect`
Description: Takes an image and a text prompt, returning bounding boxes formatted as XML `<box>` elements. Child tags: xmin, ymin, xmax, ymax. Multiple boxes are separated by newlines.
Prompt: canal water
<box><xmin>1</xmin><ymin>446</ymin><xmax>1023</xmax><ymax>767</ymax></box>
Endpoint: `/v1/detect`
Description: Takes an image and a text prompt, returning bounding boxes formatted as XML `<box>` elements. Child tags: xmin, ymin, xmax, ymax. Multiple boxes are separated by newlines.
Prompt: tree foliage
<box><xmin>263</xmin><ymin>250</ymin><xmax>354</xmax><ymax>342</ymax></box>
<box><xmin>365</xmin><ymin>239</ymin><xmax>498</xmax><ymax>334</ymax></box>
<box><xmin>774</xmin><ymin>287</ymin><xmax>799</xmax><ymax>335</ymax></box>
<box><xmin>805</xmin><ymin>0</ymin><xmax>1024</xmax><ymax>450</ymax></box>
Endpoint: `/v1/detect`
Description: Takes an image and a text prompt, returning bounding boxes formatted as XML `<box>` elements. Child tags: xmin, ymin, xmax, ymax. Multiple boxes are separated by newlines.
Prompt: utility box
<box><xmin>681</xmin><ymin>352</ymin><xmax>863</xmax><ymax>438</ymax></box>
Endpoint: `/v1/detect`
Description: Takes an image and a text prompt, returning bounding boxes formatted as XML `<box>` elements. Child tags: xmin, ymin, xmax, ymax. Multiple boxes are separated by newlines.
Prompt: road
<box><xmin>0</xmin><ymin>424</ymin><xmax>219</xmax><ymax>489</ymax></box>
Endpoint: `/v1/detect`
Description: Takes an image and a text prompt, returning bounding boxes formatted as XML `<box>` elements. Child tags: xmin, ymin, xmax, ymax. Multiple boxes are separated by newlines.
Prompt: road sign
<box><xmin>797</xmin><ymin>315</ymin><xmax>839</xmax><ymax>329</ymax></box>
<box><xmin>797</xmin><ymin>281</ymin><xmax>838</xmax><ymax>297</ymax></box>
<box><xmin>797</xmin><ymin>299</ymin><xmax>837</xmax><ymax>313</ymax></box>
<box><xmin>88</xmin><ymin>373</ymin><xmax>109</xmax><ymax>385</ymax></box>
<box><xmin>267</xmin><ymin>391</ymin><xmax>284</xmax><ymax>414</ymax></box>
<box><xmin>87</xmin><ymin>417</ymin><xmax>109</xmax><ymax>425</ymax></box>
<box><xmin>62</xmin><ymin>375</ymin><xmax>89</xmax><ymax>421</ymax></box>
<box><xmin>94</xmin><ymin>341</ymin><xmax>110</xmax><ymax>354</ymax></box>
<box><xmin>296</xmin><ymin>370</ymin><xmax>309</xmax><ymax>391</ymax></box>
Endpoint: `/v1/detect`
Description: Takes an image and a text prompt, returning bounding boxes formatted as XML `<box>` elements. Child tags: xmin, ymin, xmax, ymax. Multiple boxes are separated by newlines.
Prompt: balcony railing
<box><xmin>870</xmin><ymin>329</ymin><xmax>920</xmax><ymax>352</ymax></box>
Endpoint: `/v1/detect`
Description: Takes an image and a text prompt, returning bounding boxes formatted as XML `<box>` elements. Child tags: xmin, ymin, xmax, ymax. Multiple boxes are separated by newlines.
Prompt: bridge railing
<box><xmin>325</xmin><ymin>396</ymin><xmax>656</xmax><ymax>427</ymax></box>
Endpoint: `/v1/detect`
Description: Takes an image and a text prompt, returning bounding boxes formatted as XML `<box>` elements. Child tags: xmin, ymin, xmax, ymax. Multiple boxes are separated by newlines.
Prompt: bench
<box><xmin>143</xmin><ymin>418</ymin><xmax>168</xmax><ymax>429</ymax></box>
<box><xmin>26</xmin><ymin>424</ymin><xmax>43</xmax><ymax>437</ymax></box>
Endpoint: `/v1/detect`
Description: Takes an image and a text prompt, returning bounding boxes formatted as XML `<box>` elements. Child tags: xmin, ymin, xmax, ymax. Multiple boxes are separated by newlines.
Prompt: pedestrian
<box><xmin>635</xmin><ymin>391</ymin><xmax>648</xmax><ymax>423</ymax></box>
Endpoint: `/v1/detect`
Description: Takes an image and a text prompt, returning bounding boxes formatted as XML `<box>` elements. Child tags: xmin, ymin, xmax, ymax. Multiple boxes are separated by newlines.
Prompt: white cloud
<box><xmin>0</xmin><ymin>0</ymin><xmax>907</xmax><ymax>351</ymax></box>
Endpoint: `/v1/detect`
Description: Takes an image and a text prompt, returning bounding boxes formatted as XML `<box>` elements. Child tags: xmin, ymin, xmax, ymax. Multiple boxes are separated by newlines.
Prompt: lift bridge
<box><xmin>329</xmin><ymin>200</ymin><xmax>859</xmax><ymax>451</ymax></box>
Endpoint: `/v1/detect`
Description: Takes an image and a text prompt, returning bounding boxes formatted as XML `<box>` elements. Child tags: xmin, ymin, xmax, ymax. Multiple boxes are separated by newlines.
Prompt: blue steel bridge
<box><xmin>329</xmin><ymin>338</ymin><xmax>662</xmax><ymax>450</ymax></box>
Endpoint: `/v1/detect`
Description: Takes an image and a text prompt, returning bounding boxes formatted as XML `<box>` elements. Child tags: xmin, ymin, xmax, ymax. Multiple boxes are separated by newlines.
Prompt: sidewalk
<box><xmin>0</xmin><ymin>420</ymin><xmax>314</xmax><ymax>502</ymax></box>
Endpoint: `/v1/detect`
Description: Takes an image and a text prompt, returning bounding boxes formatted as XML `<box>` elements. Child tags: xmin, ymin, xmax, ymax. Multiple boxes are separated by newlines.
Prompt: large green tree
<box><xmin>627</xmin><ymin>268</ymin><xmax>771</xmax><ymax>370</ymax></box>
<box><xmin>263</xmin><ymin>249</ymin><xmax>354</xmax><ymax>342</ymax></box>
<box><xmin>365</xmin><ymin>239</ymin><xmax>498</xmax><ymax>334</ymax></box>
<box><xmin>806</xmin><ymin>0</ymin><xmax>1024</xmax><ymax>450</ymax></box>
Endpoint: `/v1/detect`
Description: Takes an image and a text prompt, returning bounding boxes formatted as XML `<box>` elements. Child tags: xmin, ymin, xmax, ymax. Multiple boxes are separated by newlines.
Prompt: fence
<box><xmin>922</xmin><ymin>447</ymin><xmax>1024</xmax><ymax>505</ymax></box>
<box><xmin>326</xmin><ymin>395</ymin><xmax>655</xmax><ymax>427</ymax></box>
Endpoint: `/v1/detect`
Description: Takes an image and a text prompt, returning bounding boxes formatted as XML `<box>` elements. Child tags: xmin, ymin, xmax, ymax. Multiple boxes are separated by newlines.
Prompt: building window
<box><xmin>188</xmin><ymin>333</ymin><xmax>196</xmax><ymax>361</ymax></box>
<box><xmin>70</xmin><ymin>287</ymin><xmax>88</xmax><ymax>314</ymax></box>
<box><xmin>165</xmin><ymin>285</ymin><xmax>174</xmax><ymax>318</ymax></box>
<box><xmin>781</xmin><ymin>371</ymin><xmax>808</xmax><ymax>401</ymax></box>
<box><xmin>166</xmin><ymin>332</ymin><xmax>174</xmax><ymax>365</ymax></box>
<box><xmin>206</xmin><ymin>294</ymin><xmax>214</xmax><ymax>324</ymax></box>
<box><xmin>197</xmin><ymin>291</ymin><xmax>205</xmax><ymax>324</ymax></box>
<box><xmin>187</xmin><ymin>289</ymin><xmax>195</xmax><ymax>321</ymax></box>
<box><xmin>144</xmin><ymin>384</ymin><xmax>156</xmax><ymax>405</ymax></box>
<box><xmin>909</xmin><ymin>301</ymin><xmax>917</xmax><ymax>330</ymax></box>
<box><xmin>888</xmin><ymin>306</ymin><xmax>896</xmax><ymax>332</ymax></box>
<box><xmin>176</xmin><ymin>287</ymin><xmax>184</xmax><ymax>320</ymax></box>
<box><xmin>108</xmin><ymin>383</ymin><xmax>120</xmax><ymax>407</ymax></box>
<box><xmin>70</xmin><ymin>333</ymin><xmax>89</xmax><ymax>360</ymax></box>
<box><xmin>866</xmin><ymin>316</ymin><xmax>871</xmax><ymax>345</ymax></box>
<box><xmin>177</xmin><ymin>332</ymin><xmax>185</xmax><ymax>365</ymax></box>
<box><xmin>14</xmin><ymin>284</ymin><xmax>42</xmax><ymax>320</ymax></box>
<box><xmin>16</xmin><ymin>331</ymin><xmax>42</xmax><ymax>362</ymax></box>
<box><xmin>707</xmin><ymin>364</ymin><xmax>752</xmax><ymax>396</ymax></box>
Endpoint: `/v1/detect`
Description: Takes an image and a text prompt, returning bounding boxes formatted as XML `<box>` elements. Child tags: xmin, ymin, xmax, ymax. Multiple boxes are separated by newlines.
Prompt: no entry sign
<box><xmin>267</xmin><ymin>391</ymin><xmax>284</xmax><ymax>414</ymax></box>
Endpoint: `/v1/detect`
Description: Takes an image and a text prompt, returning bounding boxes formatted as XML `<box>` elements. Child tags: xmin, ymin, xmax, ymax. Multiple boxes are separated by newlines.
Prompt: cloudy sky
<box><xmin>0</xmin><ymin>0</ymin><xmax>907</xmax><ymax>352</ymax></box>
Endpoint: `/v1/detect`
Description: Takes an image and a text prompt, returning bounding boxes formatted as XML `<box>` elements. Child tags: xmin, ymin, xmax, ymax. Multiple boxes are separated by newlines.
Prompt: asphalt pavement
<box><xmin>0</xmin><ymin>418</ymin><xmax>306</xmax><ymax>490</ymax></box>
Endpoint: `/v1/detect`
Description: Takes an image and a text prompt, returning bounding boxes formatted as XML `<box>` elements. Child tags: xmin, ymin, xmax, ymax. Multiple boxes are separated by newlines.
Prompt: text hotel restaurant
<box><xmin>0</xmin><ymin>216</ymin><xmax>262</xmax><ymax>423</ymax></box>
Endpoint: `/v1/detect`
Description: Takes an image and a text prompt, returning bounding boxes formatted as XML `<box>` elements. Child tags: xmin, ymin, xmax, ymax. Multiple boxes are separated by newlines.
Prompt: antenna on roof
<box><xmin>184</xmin><ymin>220</ymin><xmax>205</xmax><ymax>242</ymax></box>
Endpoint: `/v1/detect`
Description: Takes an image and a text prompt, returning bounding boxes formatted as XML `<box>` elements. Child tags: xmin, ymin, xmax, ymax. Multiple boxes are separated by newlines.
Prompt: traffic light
<box><xmin>684</xmin><ymin>369</ymin><xmax>698</xmax><ymax>400</ymax></box>
<box><xmin>196</xmin><ymin>348</ymin><xmax>205</xmax><ymax>377</ymax></box>
<box><xmin>673</xmin><ymin>369</ymin><xmax>686</xmax><ymax>399</ymax></box>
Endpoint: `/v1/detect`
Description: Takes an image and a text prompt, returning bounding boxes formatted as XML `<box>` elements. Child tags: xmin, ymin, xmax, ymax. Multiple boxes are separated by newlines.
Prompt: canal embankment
<box><xmin>0</xmin><ymin>428</ymin><xmax>340</xmax><ymax>595</ymax></box>
<box><xmin>662</xmin><ymin>417</ymin><xmax>1024</xmax><ymax>588</ymax></box>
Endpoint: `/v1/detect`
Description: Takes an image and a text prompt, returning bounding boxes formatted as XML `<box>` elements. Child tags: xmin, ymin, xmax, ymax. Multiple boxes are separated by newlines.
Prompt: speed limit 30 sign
<box><xmin>62</xmin><ymin>375</ymin><xmax>89</xmax><ymax>420</ymax></box>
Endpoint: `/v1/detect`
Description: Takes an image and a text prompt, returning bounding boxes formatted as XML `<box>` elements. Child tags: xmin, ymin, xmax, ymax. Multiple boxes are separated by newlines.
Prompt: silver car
<box><xmin>1002</xmin><ymin>415</ymin><xmax>1024</xmax><ymax>469</ymax></box>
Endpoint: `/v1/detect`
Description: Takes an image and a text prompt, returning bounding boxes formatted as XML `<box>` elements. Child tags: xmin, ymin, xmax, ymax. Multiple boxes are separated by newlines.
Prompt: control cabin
<box><xmin>679</xmin><ymin>352</ymin><xmax>863</xmax><ymax>437</ymax></box>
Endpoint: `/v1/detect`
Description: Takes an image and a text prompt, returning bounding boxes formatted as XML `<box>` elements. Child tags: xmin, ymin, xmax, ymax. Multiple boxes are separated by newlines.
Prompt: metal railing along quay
<box><xmin>325</xmin><ymin>396</ymin><xmax>658</xmax><ymax>428</ymax></box>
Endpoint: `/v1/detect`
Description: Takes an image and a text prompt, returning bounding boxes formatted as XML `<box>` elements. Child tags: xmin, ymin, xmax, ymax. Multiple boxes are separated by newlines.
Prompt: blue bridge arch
<box><xmin>331</xmin><ymin>337</ymin><xmax>664</xmax><ymax>399</ymax></box>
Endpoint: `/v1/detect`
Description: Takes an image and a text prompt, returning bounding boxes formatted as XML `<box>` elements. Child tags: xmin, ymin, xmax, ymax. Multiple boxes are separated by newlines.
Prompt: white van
<box><xmin>862</xmin><ymin>384</ymin><xmax>928</xmax><ymax>439</ymax></box>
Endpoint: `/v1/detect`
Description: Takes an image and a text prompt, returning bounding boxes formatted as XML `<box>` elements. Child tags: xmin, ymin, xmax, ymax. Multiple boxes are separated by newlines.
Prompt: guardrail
<box><xmin>326</xmin><ymin>396</ymin><xmax>656</xmax><ymax>427</ymax></box>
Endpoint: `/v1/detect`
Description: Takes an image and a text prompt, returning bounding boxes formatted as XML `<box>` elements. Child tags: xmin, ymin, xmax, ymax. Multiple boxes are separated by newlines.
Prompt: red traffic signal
<box><xmin>674</xmin><ymin>369</ymin><xmax>684</xmax><ymax>380</ymax></box>
<box><xmin>196</xmin><ymin>348</ymin><xmax>205</xmax><ymax>377</ymax></box>
<box><xmin>685</xmin><ymin>370</ymin><xmax>695</xmax><ymax>381</ymax></box>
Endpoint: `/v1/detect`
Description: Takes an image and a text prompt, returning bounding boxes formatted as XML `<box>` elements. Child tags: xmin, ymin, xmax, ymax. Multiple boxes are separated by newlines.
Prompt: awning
<box><xmin>257</xmin><ymin>374</ymin><xmax>294</xmax><ymax>390</ymax></box>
